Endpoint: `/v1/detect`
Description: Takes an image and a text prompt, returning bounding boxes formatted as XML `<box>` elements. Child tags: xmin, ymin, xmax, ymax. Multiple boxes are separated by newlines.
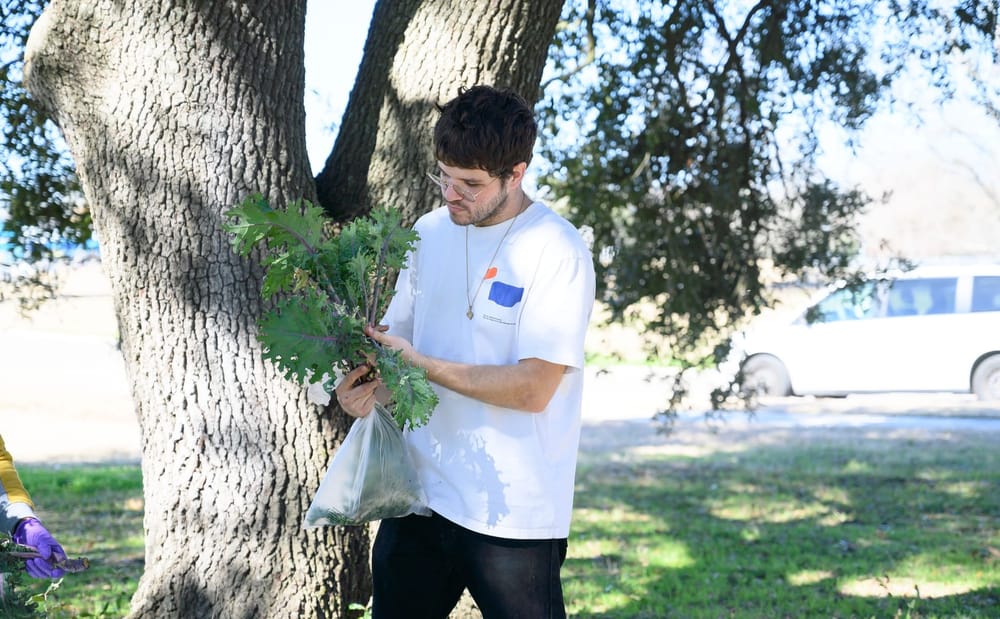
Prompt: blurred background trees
<box><xmin>537</xmin><ymin>0</ymin><xmax>998</xmax><ymax>364</ymax></box>
<box><xmin>4</xmin><ymin>1</ymin><xmax>996</xmax><ymax>361</ymax></box>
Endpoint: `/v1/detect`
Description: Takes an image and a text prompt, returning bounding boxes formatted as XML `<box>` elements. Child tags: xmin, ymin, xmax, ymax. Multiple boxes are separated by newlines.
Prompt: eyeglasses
<box><xmin>425</xmin><ymin>171</ymin><xmax>498</xmax><ymax>203</ymax></box>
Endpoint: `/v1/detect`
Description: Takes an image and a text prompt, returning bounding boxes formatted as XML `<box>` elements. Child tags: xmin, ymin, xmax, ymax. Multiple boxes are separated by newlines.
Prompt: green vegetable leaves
<box><xmin>223</xmin><ymin>194</ymin><xmax>437</xmax><ymax>430</ymax></box>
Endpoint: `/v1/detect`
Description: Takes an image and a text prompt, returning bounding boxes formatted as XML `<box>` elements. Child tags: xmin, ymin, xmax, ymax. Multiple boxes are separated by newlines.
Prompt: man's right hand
<box><xmin>334</xmin><ymin>364</ymin><xmax>380</xmax><ymax>418</ymax></box>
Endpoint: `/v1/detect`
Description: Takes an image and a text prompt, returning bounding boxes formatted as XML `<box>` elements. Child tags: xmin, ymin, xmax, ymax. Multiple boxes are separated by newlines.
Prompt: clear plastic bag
<box><xmin>303</xmin><ymin>402</ymin><xmax>430</xmax><ymax>527</ymax></box>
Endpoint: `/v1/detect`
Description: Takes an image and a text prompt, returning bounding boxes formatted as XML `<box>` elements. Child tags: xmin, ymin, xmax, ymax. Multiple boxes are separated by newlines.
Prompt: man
<box><xmin>336</xmin><ymin>85</ymin><xmax>596</xmax><ymax>618</ymax></box>
<box><xmin>1</xmin><ymin>434</ymin><xmax>67</xmax><ymax>578</ymax></box>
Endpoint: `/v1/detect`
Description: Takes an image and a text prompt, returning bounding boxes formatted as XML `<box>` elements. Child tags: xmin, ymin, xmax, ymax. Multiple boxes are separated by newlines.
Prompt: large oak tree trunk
<box><xmin>315</xmin><ymin>0</ymin><xmax>565</xmax><ymax>224</ymax></box>
<box><xmin>24</xmin><ymin>1</ymin><xmax>369</xmax><ymax>616</ymax></box>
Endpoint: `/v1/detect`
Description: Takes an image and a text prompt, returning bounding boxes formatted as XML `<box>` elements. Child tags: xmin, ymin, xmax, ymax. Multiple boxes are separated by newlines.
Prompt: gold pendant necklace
<box><xmin>465</xmin><ymin>196</ymin><xmax>529</xmax><ymax>320</ymax></box>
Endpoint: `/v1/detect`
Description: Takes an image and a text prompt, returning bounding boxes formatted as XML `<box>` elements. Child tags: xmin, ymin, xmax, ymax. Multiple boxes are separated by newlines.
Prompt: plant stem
<box><xmin>4</xmin><ymin>548</ymin><xmax>90</xmax><ymax>573</ymax></box>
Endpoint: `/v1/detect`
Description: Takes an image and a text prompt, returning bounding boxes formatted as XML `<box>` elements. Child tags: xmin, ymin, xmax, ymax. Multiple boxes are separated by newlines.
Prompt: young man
<box><xmin>336</xmin><ymin>85</ymin><xmax>596</xmax><ymax>618</ymax></box>
<box><xmin>1</xmin><ymin>434</ymin><xmax>67</xmax><ymax>578</ymax></box>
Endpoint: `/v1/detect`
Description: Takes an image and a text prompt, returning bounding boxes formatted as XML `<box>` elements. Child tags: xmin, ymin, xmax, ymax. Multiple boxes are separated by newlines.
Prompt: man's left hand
<box><xmin>365</xmin><ymin>324</ymin><xmax>418</xmax><ymax>365</ymax></box>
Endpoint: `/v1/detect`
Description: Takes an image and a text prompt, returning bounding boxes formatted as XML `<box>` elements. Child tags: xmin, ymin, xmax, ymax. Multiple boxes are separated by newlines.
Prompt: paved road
<box><xmin>578</xmin><ymin>366</ymin><xmax>1000</xmax><ymax>458</ymax></box>
<box><xmin>580</xmin><ymin>366</ymin><xmax>1000</xmax><ymax>434</ymax></box>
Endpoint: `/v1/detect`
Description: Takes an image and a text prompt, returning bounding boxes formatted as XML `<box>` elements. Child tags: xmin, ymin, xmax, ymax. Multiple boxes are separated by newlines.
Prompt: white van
<box><xmin>735</xmin><ymin>263</ymin><xmax>1000</xmax><ymax>400</ymax></box>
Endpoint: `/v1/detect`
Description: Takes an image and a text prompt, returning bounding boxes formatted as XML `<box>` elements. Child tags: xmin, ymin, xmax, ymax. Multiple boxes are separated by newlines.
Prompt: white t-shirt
<box><xmin>382</xmin><ymin>201</ymin><xmax>596</xmax><ymax>539</ymax></box>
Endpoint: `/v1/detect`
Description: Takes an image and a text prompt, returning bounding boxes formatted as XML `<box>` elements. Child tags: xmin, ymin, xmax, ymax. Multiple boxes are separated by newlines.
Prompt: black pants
<box><xmin>371</xmin><ymin>512</ymin><xmax>568</xmax><ymax>619</ymax></box>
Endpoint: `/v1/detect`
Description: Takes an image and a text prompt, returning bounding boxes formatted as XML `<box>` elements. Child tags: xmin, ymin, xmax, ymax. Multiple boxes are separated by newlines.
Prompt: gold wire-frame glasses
<box><xmin>425</xmin><ymin>171</ymin><xmax>498</xmax><ymax>203</ymax></box>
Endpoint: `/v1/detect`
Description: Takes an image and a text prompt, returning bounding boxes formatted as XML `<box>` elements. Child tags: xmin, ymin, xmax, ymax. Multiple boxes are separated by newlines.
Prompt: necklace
<box><xmin>464</xmin><ymin>195</ymin><xmax>530</xmax><ymax>319</ymax></box>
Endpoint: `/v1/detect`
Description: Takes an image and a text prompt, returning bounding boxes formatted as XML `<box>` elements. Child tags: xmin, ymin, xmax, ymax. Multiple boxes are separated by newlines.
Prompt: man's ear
<box><xmin>509</xmin><ymin>162</ymin><xmax>528</xmax><ymax>187</ymax></box>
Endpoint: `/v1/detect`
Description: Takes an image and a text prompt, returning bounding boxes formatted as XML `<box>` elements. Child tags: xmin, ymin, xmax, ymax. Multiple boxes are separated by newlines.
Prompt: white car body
<box><xmin>735</xmin><ymin>263</ymin><xmax>1000</xmax><ymax>398</ymax></box>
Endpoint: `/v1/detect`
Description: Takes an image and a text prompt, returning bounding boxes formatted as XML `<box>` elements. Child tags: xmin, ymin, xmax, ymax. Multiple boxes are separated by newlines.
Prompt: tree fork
<box><xmin>24</xmin><ymin>1</ymin><xmax>369</xmax><ymax>616</ymax></box>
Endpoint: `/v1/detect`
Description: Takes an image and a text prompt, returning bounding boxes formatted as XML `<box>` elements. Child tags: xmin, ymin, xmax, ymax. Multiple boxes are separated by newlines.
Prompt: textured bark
<box><xmin>24</xmin><ymin>1</ymin><xmax>369</xmax><ymax>617</ymax></box>
<box><xmin>315</xmin><ymin>0</ymin><xmax>565</xmax><ymax>224</ymax></box>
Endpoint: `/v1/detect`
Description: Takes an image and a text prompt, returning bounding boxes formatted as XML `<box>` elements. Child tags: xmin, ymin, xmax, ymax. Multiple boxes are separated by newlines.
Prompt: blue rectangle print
<box><xmin>488</xmin><ymin>281</ymin><xmax>524</xmax><ymax>307</ymax></box>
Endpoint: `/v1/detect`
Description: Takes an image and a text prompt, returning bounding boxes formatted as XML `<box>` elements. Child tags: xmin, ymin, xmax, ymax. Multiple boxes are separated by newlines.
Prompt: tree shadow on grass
<box><xmin>568</xmin><ymin>420</ymin><xmax>1000</xmax><ymax>618</ymax></box>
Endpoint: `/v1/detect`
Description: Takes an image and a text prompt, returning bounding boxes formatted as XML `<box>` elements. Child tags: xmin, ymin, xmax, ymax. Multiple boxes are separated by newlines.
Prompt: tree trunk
<box><xmin>24</xmin><ymin>2</ymin><xmax>369</xmax><ymax>616</ymax></box>
<box><xmin>315</xmin><ymin>0</ymin><xmax>565</xmax><ymax>224</ymax></box>
<box><xmin>314</xmin><ymin>3</ymin><xmax>566</xmax><ymax>618</ymax></box>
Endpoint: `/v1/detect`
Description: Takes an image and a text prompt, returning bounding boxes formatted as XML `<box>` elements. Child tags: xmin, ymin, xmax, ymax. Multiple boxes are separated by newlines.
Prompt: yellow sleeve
<box><xmin>1</xmin><ymin>434</ymin><xmax>37</xmax><ymax>534</ymax></box>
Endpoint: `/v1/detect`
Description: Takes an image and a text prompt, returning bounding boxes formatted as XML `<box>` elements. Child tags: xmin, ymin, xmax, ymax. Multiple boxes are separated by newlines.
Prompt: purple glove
<box><xmin>12</xmin><ymin>517</ymin><xmax>67</xmax><ymax>578</ymax></box>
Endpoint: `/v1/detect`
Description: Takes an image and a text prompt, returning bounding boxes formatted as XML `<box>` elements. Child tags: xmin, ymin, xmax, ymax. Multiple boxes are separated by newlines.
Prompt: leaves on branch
<box><xmin>224</xmin><ymin>195</ymin><xmax>438</xmax><ymax>430</ymax></box>
<box><xmin>539</xmin><ymin>0</ymin><xmax>998</xmax><ymax>372</ymax></box>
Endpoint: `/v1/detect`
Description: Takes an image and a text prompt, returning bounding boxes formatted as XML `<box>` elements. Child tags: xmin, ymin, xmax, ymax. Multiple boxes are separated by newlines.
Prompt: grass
<box><xmin>9</xmin><ymin>431</ymin><xmax>999</xmax><ymax>618</ymax></box>
<box><xmin>565</xmin><ymin>431</ymin><xmax>1000</xmax><ymax>618</ymax></box>
<box><xmin>12</xmin><ymin>465</ymin><xmax>143</xmax><ymax>618</ymax></box>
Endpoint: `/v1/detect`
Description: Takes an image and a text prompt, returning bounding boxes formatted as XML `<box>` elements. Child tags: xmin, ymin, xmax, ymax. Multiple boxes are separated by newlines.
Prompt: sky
<box><xmin>303</xmin><ymin>1</ymin><xmax>377</xmax><ymax>174</ymax></box>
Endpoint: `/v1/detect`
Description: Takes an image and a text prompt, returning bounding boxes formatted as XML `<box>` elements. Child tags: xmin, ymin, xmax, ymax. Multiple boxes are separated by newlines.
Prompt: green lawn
<box><xmin>9</xmin><ymin>431</ymin><xmax>999</xmax><ymax>618</ymax></box>
<box><xmin>566</xmin><ymin>432</ymin><xmax>1000</xmax><ymax>618</ymax></box>
<box><xmin>10</xmin><ymin>465</ymin><xmax>143</xmax><ymax>618</ymax></box>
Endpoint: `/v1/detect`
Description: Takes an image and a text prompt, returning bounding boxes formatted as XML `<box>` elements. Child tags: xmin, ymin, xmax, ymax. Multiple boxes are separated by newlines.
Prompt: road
<box><xmin>576</xmin><ymin>366</ymin><xmax>1000</xmax><ymax>459</ymax></box>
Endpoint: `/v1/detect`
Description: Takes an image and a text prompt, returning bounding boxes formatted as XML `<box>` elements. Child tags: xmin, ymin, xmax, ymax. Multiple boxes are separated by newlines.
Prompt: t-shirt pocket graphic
<box><xmin>488</xmin><ymin>281</ymin><xmax>524</xmax><ymax>308</ymax></box>
<box><xmin>482</xmin><ymin>280</ymin><xmax>523</xmax><ymax>326</ymax></box>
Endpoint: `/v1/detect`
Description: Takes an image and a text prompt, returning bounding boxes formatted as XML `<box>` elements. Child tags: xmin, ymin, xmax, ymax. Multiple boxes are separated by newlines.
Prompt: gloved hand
<box><xmin>12</xmin><ymin>517</ymin><xmax>67</xmax><ymax>578</ymax></box>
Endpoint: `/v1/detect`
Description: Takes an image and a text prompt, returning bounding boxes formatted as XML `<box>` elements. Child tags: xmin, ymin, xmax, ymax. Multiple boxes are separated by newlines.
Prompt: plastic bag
<box><xmin>303</xmin><ymin>402</ymin><xmax>430</xmax><ymax>527</ymax></box>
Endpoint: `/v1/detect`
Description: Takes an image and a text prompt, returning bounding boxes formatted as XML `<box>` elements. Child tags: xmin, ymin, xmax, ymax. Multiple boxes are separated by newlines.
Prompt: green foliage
<box><xmin>539</xmin><ymin>0</ymin><xmax>998</xmax><ymax>368</ymax></box>
<box><xmin>1</xmin><ymin>533</ymin><xmax>69</xmax><ymax>618</ymax></box>
<box><xmin>0</xmin><ymin>0</ymin><xmax>89</xmax><ymax>260</ymax></box>
<box><xmin>1</xmin><ymin>534</ymin><xmax>42</xmax><ymax>618</ymax></box>
<box><xmin>224</xmin><ymin>194</ymin><xmax>438</xmax><ymax>430</ymax></box>
<box><xmin>1</xmin><ymin>1</ymin><xmax>89</xmax><ymax>310</ymax></box>
<box><xmin>3</xmin><ymin>0</ymin><xmax>997</xmax><ymax>369</ymax></box>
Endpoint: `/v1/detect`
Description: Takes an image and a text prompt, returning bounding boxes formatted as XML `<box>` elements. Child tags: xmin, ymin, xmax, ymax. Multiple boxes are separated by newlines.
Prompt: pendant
<box><xmin>466</xmin><ymin>309</ymin><xmax>474</xmax><ymax>319</ymax></box>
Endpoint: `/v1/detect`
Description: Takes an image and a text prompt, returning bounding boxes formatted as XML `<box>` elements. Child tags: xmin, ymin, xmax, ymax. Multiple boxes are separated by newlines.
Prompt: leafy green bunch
<box><xmin>224</xmin><ymin>194</ymin><xmax>438</xmax><ymax>430</ymax></box>
<box><xmin>0</xmin><ymin>533</ymin><xmax>53</xmax><ymax>618</ymax></box>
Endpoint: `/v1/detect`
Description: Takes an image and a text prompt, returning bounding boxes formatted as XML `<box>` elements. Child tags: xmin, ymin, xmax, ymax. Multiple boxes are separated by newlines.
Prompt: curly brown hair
<box><xmin>434</xmin><ymin>85</ymin><xmax>536</xmax><ymax>179</ymax></box>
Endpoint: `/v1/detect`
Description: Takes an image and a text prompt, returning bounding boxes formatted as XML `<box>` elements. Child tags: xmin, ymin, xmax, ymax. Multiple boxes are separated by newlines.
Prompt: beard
<box><xmin>447</xmin><ymin>182</ymin><xmax>512</xmax><ymax>227</ymax></box>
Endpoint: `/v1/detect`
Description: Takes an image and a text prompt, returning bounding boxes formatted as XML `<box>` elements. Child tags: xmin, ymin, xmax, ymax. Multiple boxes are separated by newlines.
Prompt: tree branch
<box><xmin>540</xmin><ymin>0</ymin><xmax>597</xmax><ymax>90</ymax></box>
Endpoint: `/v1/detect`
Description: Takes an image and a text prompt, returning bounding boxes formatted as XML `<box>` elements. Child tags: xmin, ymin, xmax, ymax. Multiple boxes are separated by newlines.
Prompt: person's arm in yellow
<box><xmin>0</xmin><ymin>434</ymin><xmax>38</xmax><ymax>535</ymax></box>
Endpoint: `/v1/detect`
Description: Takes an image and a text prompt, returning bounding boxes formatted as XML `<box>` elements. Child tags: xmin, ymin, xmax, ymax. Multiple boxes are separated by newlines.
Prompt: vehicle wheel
<box><xmin>740</xmin><ymin>355</ymin><xmax>792</xmax><ymax>397</ymax></box>
<box><xmin>972</xmin><ymin>355</ymin><xmax>1000</xmax><ymax>401</ymax></box>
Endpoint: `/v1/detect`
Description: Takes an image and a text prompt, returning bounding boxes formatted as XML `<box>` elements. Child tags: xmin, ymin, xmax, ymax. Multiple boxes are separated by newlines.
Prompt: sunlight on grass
<box><xmin>842</xmin><ymin>458</ymin><xmax>874</xmax><ymax>474</ymax></box>
<box><xmin>839</xmin><ymin>576</ymin><xmax>975</xmax><ymax>598</ymax></box>
<box><xmin>787</xmin><ymin>569</ymin><xmax>834</xmax><ymax>586</ymax></box>
<box><xmin>816</xmin><ymin>510</ymin><xmax>853</xmax><ymax>526</ymax></box>
<box><xmin>812</xmin><ymin>484</ymin><xmax>850</xmax><ymax>504</ymax></box>
<box><xmin>574</xmin><ymin>506</ymin><xmax>654</xmax><ymax>526</ymax></box>
<box><xmin>710</xmin><ymin>497</ymin><xmax>827</xmax><ymax>523</ymax></box>
<box><xmin>940</xmin><ymin>480</ymin><xmax>990</xmax><ymax>498</ymax></box>
<box><xmin>567</xmin><ymin>432</ymin><xmax>1000</xmax><ymax>618</ymax></box>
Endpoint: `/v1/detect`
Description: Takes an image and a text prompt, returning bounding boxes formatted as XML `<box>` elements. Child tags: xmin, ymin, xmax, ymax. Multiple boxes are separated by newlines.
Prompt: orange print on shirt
<box><xmin>484</xmin><ymin>266</ymin><xmax>498</xmax><ymax>279</ymax></box>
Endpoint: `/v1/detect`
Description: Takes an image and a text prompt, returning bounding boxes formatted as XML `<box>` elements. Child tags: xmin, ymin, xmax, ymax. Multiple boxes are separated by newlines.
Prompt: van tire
<box><xmin>740</xmin><ymin>355</ymin><xmax>792</xmax><ymax>397</ymax></box>
<box><xmin>972</xmin><ymin>355</ymin><xmax>1000</xmax><ymax>401</ymax></box>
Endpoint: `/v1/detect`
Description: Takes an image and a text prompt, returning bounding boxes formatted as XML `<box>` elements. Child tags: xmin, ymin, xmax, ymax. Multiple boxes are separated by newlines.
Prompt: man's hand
<box><xmin>12</xmin><ymin>517</ymin><xmax>67</xmax><ymax>579</ymax></box>
<box><xmin>364</xmin><ymin>324</ymin><xmax>418</xmax><ymax>364</ymax></box>
<box><xmin>334</xmin><ymin>364</ymin><xmax>381</xmax><ymax>418</ymax></box>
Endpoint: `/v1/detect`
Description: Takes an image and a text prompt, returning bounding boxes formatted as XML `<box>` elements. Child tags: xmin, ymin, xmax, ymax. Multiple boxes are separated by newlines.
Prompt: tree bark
<box><xmin>314</xmin><ymin>0</ymin><xmax>565</xmax><ymax>224</ymax></box>
<box><xmin>24</xmin><ymin>1</ymin><xmax>369</xmax><ymax>617</ymax></box>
